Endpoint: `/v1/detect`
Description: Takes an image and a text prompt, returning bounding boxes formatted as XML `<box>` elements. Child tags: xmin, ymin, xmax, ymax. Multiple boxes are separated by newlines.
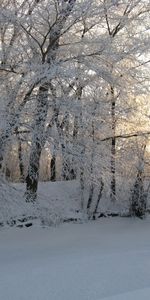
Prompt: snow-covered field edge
<box><xmin>0</xmin><ymin>179</ymin><xmax>148</xmax><ymax>228</ymax></box>
<box><xmin>0</xmin><ymin>180</ymin><xmax>83</xmax><ymax>228</ymax></box>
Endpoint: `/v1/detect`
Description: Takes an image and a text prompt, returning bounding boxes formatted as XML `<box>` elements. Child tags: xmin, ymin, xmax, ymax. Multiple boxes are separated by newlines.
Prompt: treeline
<box><xmin>0</xmin><ymin>0</ymin><xmax>150</xmax><ymax>218</ymax></box>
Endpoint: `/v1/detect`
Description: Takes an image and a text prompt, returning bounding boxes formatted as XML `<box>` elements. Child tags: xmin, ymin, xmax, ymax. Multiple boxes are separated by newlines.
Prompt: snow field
<box><xmin>0</xmin><ymin>217</ymin><xmax>150</xmax><ymax>299</ymax></box>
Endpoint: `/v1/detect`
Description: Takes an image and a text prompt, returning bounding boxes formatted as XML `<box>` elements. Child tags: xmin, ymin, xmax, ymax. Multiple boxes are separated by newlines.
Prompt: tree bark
<box><xmin>25</xmin><ymin>85</ymin><xmax>48</xmax><ymax>201</ymax></box>
<box><xmin>50</xmin><ymin>151</ymin><xmax>56</xmax><ymax>182</ymax></box>
<box><xmin>87</xmin><ymin>119</ymin><xmax>95</xmax><ymax>215</ymax></box>
<box><xmin>18</xmin><ymin>138</ymin><xmax>24</xmax><ymax>182</ymax></box>
<box><xmin>110</xmin><ymin>86</ymin><xmax>116</xmax><ymax>202</ymax></box>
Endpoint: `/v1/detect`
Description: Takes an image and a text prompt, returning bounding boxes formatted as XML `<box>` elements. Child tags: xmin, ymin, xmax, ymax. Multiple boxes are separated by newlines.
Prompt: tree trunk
<box><xmin>110</xmin><ymin>86</ymin><xmax>116</xmax><ymax>202</ymax></box>
<box><xmin>15</xmin><ymin>128</ymin><xmax>25</xmax><ymax>182</ymax></box>
<box><xmin>87</xmin><ymin>119</ymin><xmax>95</xmax><ymax>215</ymax></box>
<box><xmin>71</xmin><ymin>84</ymin><xmax>83</xmax><ymax>179</ymax></box>
<box><xmin>18</xmin><ymin>138</ymin><xmax>24</xmax><ymax>182</ymax></box>
<box><xmin>87</xmin><ymin>184</ymin><xmax>94</xmax><ymax>214</ymax></box>
<box><xmin>25</xmin><ymin>85</ymin><xmax>48</xmax><ymax>201</ymax></box>
<box><xmin>26</xmin><ymin>144</ymin><xmax>42</xmax><ymax>202</ymax></box>
<box><xmin>93</xmin><ymin>179</ymin><xmax>104</xmax><ymax>218</ymax></box>
<box><xmin>25</xmin><ymin>0</ymin><xmax>76</xmax><ymax>200</ymax></box>
<box><xmin>50</xmin><ymin>153</ymin><xmax>56</xmax><ymax>181</ymax></box>
<box><xmin>61</xmin><ymin>113</ymin><xmax>71</xmax><ymax>180</ymax></box>
<box><xmin>0</xmin><ymin>138</ymin><xmax>4</xmax><ymax>172</ymax></box>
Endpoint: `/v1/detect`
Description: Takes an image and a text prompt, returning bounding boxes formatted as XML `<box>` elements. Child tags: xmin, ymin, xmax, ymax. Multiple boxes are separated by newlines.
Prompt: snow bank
<box><xmin>0</xmin><ymin>180</ymin><xmax>81</xmax><ymax>226</ymax></box>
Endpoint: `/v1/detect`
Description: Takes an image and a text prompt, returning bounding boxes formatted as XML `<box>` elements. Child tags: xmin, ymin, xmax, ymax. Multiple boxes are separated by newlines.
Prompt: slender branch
<box><xmin>100</xmin><ymin>131</ymin><xmax>150</xmax><ymax>142</ymax></box>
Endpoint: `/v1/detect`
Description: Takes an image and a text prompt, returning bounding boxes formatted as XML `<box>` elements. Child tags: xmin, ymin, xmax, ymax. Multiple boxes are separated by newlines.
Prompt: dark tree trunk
<box><xmin>87</xmin><ymin>184</ymin><xmax>94</xmax><ymax>213</ymax></box>
<box><xmin>25</xmin><ymin>85</ymin><xmax>48</xmax><ymax>201</ymax></box>
<box><xmin>5</xmin><ymin>166</ymin><xmax>11</xmax><ymax>180</ymax></box>
<box><xmin>87</xmin><ymin>119</ymin><xmax>95</xmax><ymax>215</ymax></box>
<box><xmin>26</xmin><ymin>139</ymin><xmax>43</xmax><ymax>202</ymax></box>
<box><xmin>61</xmin><ymin>113</ymin><xmax>71</xmax><ymax>181</ymax></box>
<box><xmin>17</xmin><ymin>135</ymin><xmax>25</xmax><ymax>182</ymax></box>
<box><xmin>80</xmin><ymin>163</ymin><xmax>85</xmax><ymax>210</ymax></box>
<box><xmin>26</xmin><ymin>172</ymin><xmax>38</xmax><ymax>202</ymax></box>
<box><xmin>110</xmin><ymin>86</ymin><xmax>116</xmax><ymax>202</ymax></box>
<box><xmin>71</xmin><ymin>84</ymin><xmax>83</xmax><ymax>180</ymax></box>
<box><xmin>18</xmin><ymin>141</ymin><xmax>24</xmax><ymax>181</ymax></box>
<box><xmin>50</xmin><ymin>154</ymin><xmax>56</xmax><ymax>181</ymax></box>
<box><xmin>0</xmin><ymin>130</ymin><xmax>4</xmax><ymax>171</ymax></box>
<box><xmin>93</xmin><ymin>179</ymin><xmax>104</xmax><ymax>217</ymax></box>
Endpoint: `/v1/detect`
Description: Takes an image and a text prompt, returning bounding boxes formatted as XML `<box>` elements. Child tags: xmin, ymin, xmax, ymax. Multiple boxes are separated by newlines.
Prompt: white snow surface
<box><xmin>1</xmin><ymin>217</ymin><xmax>150</xmax><ymax>300</ymax></box>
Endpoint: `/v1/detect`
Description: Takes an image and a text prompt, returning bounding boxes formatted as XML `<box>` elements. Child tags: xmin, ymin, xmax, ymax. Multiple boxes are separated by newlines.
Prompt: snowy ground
<box><xmin>0</xmin><ymin>180</ymin><xmax>81</xmax><ymax>225</ymax></box>
<box><xmin>0</xmin><ymin>180</ymin><xmax>130</xmax><ymax>226</ymax></box>
<box><xmin>1</xmin><ymin>217</ymin><xmax>150</xmax><ymax>300</ymax></box>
